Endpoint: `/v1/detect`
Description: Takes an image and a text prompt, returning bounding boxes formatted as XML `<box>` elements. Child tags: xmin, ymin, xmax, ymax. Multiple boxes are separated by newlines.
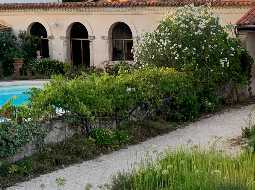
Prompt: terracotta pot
<box><xmin>27</xmin><ymin>69</ymin><xmax>33</xmax><ymax>79</ymax></box>
<box><xmin>13</xmin><ymin>58</ymin><xmax>24</xmax><ymax>79</ymax></box>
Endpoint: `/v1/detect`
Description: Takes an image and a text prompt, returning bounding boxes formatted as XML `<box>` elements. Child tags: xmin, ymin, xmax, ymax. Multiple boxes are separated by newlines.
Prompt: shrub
<box><xmin>134</xmin><ymin>5</ymin><xmax>252</xmax><ymax>96</ymax></box>
<box><xmin>27</xmin><ymin>58</ymin><xmax>71</xmax><ymax>77</ymax></box>
<box><xmin>0</xmin><ymin>30</ymin><xmax>17</xmax><ymax>76</ymax></box>
<box><xmin>105</xmin><ymin>61</ymin><xmax>136</xmax><ymax>75</ymax></box>
<box><xmin>0</xmin><ymin>122</ymin><xmax>45</xmax><ymax>158</ymax></box>
<box><xmin>242</xmin><ymin>124</ymin><xmax>255</xmax><ymax>151</ymax></box>
<box><xmin>0</xmin><ymin>30</ymin><xmax>41</xmax><ymax>77</ymax></box>
<box><xmin>108</xmin><ymin>150</ymin><xmax>255</xmax><ymax>190</ymax></box>
<box><xmin>90</xmin><ymin>128</ymin><xmax>129</xmax><ymax>146</ymax></box>
<box><xmin>29</xmin><ymin>67</ymin><xmax>199</xmax><ymax>122</ymax></box>
<box><xmin>17</xmin><ymin>31</ymin><xmax>39</xmax><ymax>63</ymax></box>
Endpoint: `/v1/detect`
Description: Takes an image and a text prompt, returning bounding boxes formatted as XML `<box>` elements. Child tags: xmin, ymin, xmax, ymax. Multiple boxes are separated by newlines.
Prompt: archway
<box><xmin>69</xmin><ymin>22</ymin><xmax>90</xmax><ymax>67</ymax></box>
<box><xmin>110</xmin><ymin>22</ymin><xmax>133</xmax><ymax>61</ymax></box>
<box><xmin>29</xmin><ymin>22</ymin><xmax>49</xmax><ymax>58</ymax></box>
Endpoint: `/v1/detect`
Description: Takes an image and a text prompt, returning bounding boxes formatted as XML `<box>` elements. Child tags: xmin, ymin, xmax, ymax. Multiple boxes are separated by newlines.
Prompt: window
<box><xmin>111</xmin><ymin>22</ymin><xmax>133</xmax><ymax>61</ymax></box>
<box><xmin>69</xmin><ymin>22</ymin><xmax>90</xmax><ymax>67</ymax></box>
<box><xmin>29</xmin><ymin>22</ymin><xmax>49</xmax><ymax>58</ymax></box>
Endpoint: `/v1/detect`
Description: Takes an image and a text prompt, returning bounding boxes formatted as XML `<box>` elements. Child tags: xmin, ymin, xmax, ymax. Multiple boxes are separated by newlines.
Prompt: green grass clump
<box><xmin>242</xmin><ymin>124</ymin><xmax>255</xmax><ymax>151</ymax></box>
<box><xmin>109</xmin><ymin>150</ymin><xmax>255</xmax><ymax>190</ymax></box>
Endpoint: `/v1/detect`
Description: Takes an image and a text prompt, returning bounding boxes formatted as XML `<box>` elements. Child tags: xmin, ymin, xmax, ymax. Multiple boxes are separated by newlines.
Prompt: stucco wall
<box><xmin>0</xmin><ymin>6</ymin><xmax>250</xmax><ymax>67</ymax></box>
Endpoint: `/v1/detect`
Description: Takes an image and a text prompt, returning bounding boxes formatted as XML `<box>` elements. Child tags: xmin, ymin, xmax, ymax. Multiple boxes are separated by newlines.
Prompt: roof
<box><xmin>0</xmin><ymin>0</ymin><xmax>253</xmax><ymax>10</ymax></box>
<box><xmin>0</xmin><ymin>21</ymin><xmax>10</xmax><ymax>31</ymax></box>
<box><xmin>0</xmin><ymin>25</ymin><xmax>10</xmax><ymax>31</ymax></box>
<box><xmin>237</xmin><ymin>5</ymin><xmax>255</xmax><ymax>25</ymax></box>
<box><xmin>0</xmin><ymin>0</ymin><xmax>59</xmax><ymax>4</ymax></box>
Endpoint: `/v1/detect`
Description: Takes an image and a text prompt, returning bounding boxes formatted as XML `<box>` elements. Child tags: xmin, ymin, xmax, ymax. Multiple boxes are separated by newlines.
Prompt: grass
<box><xmin>108</xmin><ymin>150</ymin><xmax>255</xmax><ymax>190</ymax></box>
<box><xmin>242</xmin><ymin>111</ymin><xmax>255</xmax><ymax>152</ymax></box>
<box><xmin>242</xmin><ymin>124</ymin><xmax>255</xmax><ymax>152</ymax></box>
<box><xmin>0</xmin><ymin>120</ymin><xmax>177</xmax><ymax>188</ymax></box>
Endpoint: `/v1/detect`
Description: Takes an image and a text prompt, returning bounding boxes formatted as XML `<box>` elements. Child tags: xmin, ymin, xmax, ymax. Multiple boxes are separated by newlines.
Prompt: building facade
<box><xmin>0</xmin><ymin>0</ymin><xmax>253</xmax><ymax>68</ymax></box>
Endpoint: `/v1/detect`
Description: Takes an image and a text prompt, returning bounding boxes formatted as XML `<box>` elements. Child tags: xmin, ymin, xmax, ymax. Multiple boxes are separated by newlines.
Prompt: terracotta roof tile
<box><xmin>0</xmin><ymin>23</ymin><xmax>10</xmax><ymax>31</ymax></box>
<box><xmin>237</xmin><ymin>5</ymin><xmax>255</xmax><ymax>25</ymax></box>
<box><xmin>0</xmin><ymin>0</ymin><xmax>253</xmax><ymax>10</ymax></box>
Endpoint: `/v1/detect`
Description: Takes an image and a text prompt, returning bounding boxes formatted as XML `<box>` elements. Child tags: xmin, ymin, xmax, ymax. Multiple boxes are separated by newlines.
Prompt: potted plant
<box><xmin>12</xmin><ymin>49</ymin><xmax>24</xmax><ymax>79</ymax></box>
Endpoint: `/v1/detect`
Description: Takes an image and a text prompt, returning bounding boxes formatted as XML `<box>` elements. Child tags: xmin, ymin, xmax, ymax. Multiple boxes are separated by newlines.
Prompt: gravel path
<box><xmin>7</xmin><ymin>104</ymin><xmax>254</xmax><ymax>190</ymax></box>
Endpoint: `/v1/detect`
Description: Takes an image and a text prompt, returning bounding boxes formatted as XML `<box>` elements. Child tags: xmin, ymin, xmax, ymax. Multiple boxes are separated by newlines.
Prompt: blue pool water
<box><xmin>0</xmin><ymin>85</ymin><xmax>42</xmax><ymax>107</ymax></box>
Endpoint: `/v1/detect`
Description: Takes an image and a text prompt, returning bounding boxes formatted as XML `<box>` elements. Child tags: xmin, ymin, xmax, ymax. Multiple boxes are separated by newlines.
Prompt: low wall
<box><xmin>3</xmin><ymin>119</ymin><xmax>75</xmax><ymax>163</ymax></box>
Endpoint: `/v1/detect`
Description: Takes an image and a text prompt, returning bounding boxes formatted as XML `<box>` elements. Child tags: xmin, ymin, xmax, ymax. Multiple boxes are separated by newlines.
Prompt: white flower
<box><xmin>126</xmin><ymin>87</ymin><xmax>132</xmax><ymax>92</ymax></box>
<box><xmin>211</xmin><ymin>169</ymin><xmax>221</xmax><ymax>176</ymax></box>
<box><xmin>162</xmin><ymin>169</ymin><xmax>169</xmax><ymax>175</ymax></box>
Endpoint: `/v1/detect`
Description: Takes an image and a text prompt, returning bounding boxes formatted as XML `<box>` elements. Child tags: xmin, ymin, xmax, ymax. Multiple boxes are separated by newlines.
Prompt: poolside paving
<box><xmin>0</xmin><ymin>80</ymin><xmax>48</xmax><ymax>87</ymax></box>
<box><xmin>7</xmin><ymin>104</ymin><xmax>254</xmax><ymax>190</ymax></box>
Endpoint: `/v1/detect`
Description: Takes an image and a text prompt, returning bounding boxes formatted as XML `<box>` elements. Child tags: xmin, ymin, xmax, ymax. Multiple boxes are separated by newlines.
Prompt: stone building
<box><xmin>0</xmin><ymin>0</ymin><xmax>254</xmax><ymax>68</ymax></box>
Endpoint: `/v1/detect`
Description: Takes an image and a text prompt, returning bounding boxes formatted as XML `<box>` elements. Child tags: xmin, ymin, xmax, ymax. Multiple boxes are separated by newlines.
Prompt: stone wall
<box><xmin>3</xmin><ymin>119</ymin><xmax>75</xmax><ymax>163</ymax></box>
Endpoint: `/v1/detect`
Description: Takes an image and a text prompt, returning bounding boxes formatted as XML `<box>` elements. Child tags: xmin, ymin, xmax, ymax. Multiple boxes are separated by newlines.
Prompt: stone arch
<box><xmin>28</xmin><ymin>22</ymin><xmax>49</xmax><ymax>58</ymax></box>
<box><xmin>25</xmin><ymin>18</ymin><xmax>52</xmax><ymax>37</ymax></box>
<box><xmin>108</xmin><ymin>22</ymin><xmax>134</xmax><ymax>61</ymax></box>
<box><xmin>67</xmin><ymin>22</ymin><xmax>90</xmax><ymax>67</ymax></box>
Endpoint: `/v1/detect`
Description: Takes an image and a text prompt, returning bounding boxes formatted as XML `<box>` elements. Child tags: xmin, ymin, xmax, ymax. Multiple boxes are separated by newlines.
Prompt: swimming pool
<box><xmin>0</xmin><ymin>81</ymin><xmax>46</xmax><ymax>107</ymax></box>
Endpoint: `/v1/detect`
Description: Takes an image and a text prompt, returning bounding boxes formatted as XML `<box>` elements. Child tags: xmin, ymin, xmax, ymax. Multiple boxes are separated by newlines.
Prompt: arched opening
<box><xmin>110</xmin><ymin>22</ymin><xmax>133</xmax><ymax>61</ymax></box>
<box><xmin>29</xmin><ymin>22</ymin><xmax>49</xmax><ymax>58</ymax></box>
<box><xmin>69</xmin><ymin>22</ymin><xmax>90</xmax><ymax>67</ymax></box>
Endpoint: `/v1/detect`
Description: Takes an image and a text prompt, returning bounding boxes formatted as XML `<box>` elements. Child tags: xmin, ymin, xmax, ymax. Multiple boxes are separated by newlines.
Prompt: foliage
<box><xmin>28</xmin><ymin>67</ymin><xmax>199</xmax><ymax>122</ymax></box>
<box><xmin>0</xmin><ymin>121</ymin><xmax>45</xmax><ymax>158</ymax></box>
<box><xmin>108</xmin><ymin>150</ymin><xmax>255</xmax><ymax>190</ymax></box>
<box><xmin>0</xmin><ymin>99</ymin><xmax>45</xmax><ymax>159</ymax></box>
<box><xmin>134</xmin><ymin>5</ymin><xmax>252</xmax><ymax>93</ymax></box>
<box><xmin>242</xmin><ymin>121</ymin><xmax>255</xmax><ymax>152</ymax></box>
<box><xmin>105</xmin><ymin>61</ymin><xmax>136</xmax><ymax>75</ymax></box>
<box><xmin>90</xmin><ymin>128</ymin><xmax>129</xmax><ymax>146</ymax></box>
<box><xmin>27</xmin><ymin>58</ymin><xmax>71</xmax><ymax>77</ymax></box>
<box><xmin>0</xmin><ymin>98</ymin><xmax>32</xmax><ymax>123</ymax></box>
<box><xmin>17</xmin><ymin>31</ymin><xmax>39</xmax><ymax>62</ymax></box>
<box><xmin>0</xmin><ymin>30</ymin><xmax>40</xmax><ymax>77</ymax></box>
<box><xmin>0</xmin><ymin>30</ymin><xmax>17</xmax><ymax>76</ymax></box>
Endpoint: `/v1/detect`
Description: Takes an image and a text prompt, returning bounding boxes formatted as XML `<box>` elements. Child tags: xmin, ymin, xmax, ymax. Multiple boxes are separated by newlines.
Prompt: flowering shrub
<box><xmin>134</xmin><ymin>5</ymin><xmax>252</xmax><ymax>89</ymax></box>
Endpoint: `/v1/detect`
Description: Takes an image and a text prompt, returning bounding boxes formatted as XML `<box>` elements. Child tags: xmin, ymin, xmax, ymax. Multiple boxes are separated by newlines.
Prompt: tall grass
<box><xmin>109</xmin><ymin>150</ymin><xmax>255</xmax><ymax>190</ymax></box>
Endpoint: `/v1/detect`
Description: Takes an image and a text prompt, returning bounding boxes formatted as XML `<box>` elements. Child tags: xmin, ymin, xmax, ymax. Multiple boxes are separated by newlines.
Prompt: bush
<box><xmin>0</xmin><ymin>30</ymin><xmax>17</xmax><ymax>76</ymax></box>
<box><xmin>105</xmin><ymin>61</ymin><xmax>136</xmax><ymax>75</ymax></box>
<box><xmin>90</xmin><ymin>128</ymin><xmax>129</xmax><ymax>147</ymax></box>
<box><xmin>17</xmin><ymin>32</ymin><xmax>39</xmax><ymax>63</ymax></box>
<box><xmin>27</xmin><ymin>58</ymin><xmax>71</xmax><ymax>77</ymax></box>
<box><xmin>29</xmin><ymin>67</ymin><xmax>199</xmax><ymax>122</ymax></box>
<box><xmin>0</xmin><ymin>122</ymin><xmax>45</xmax><ymax>158</ymax></box>
<box><xmin>242</xmin><ymin>124</ymin><xmax>255</xmax><ymax>152</ymax></box>
<box><xmin>134</xmin><ymin>5</ymin><xmax>252</xmax><ymax>95</ymax></box>
<box><xmin>0</xmin><ymin>30</ymin><xmax>41</xmax><ymax>78</ymax></box>
<box><xmin>108</xmin><ymin>150</ymin><xmax>255</xmax><ymax>190</ymax></box>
